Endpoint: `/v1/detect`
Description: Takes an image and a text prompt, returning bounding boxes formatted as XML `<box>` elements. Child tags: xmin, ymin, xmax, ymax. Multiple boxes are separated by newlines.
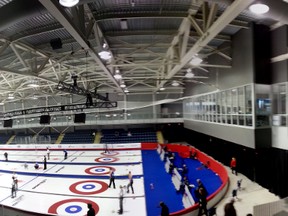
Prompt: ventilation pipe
<box><xmin>0</xmin><ymin>0</ymin><xmax>46</xmax><ymax>32</ymax></box>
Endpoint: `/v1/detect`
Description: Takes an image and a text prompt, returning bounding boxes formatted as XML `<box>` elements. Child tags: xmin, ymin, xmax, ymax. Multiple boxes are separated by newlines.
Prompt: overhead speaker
<box><xmin>3</xmin><ymin>119</ymin><xmax>13</xmax><ymax>128</ymax></box>
<box><xmin>50</xmin><ymin>38</ymin><xmax>62</xmax><ymax>50</ymax></box>
<box><xmin>40</xmin><ymin>115</ymin><xmax>51</xmax><ymax>124</ymax></box>
<box><xmin>74</xmin><ymin>113</ymin><xmax>86</xmax><ymax>123</ymax></box>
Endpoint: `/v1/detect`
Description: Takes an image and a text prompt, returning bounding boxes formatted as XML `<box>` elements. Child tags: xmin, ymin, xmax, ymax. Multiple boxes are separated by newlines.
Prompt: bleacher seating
<box><xmin>10</xmin><ymin>133</ymin><xmax>59</xmax><ymax>145</ymax></box>
<box><xmin>61</xmin><ymin>130</ymin><xmax>94</xmax><ymax>144</ymax></box>
<box><xmin>41</xmin><ymin>134</ymin><xmax>59</xmax><ymax>144</ymax></box>
<box><xmin>0</xmin><ymin>134</ymin><xmax>11</xmax><ymax>144</ymax></box>
<box><xmin>100</xmin><ymin>128</ymin><xmax>158</xmax><ymax>144</ymax></box>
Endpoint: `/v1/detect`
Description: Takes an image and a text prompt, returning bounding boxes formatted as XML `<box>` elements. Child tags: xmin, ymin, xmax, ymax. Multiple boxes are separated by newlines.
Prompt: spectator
<box><xmin>230</xmin><ymin>157</ymin><xmax>237</xmax><ymax>175</ymax></box>
<box><xmin>168</xmin><ymin>163</ymin><xmax>174</xmax><ymax>175</ymax></box>
<box><xmin>108</xmin><ymin>168</ymin><xmax>116</xmax><ymax>189</ymax></box>
<box><xmin>64</xmin><ymin>150</ymin><xmax>68</xmax><ymax>160</ymax></box>
<box><xmin>43</xmin><ymin>156</ymin><xmax>47</xmax><ymax>170</ymax></box>
<box><xmin>224</xmin><ymin>199</ymin><xmax>237</xmax><ymax>216</ymax></box>
<box><xmin>195</xmin><ymin>179</ymin><xmax>208</xmax><ymax>198</ymax></box>
<box><xmin>178</xmin><ymin>176</ymin><xmax>194</xmax><ymax>194</ymax></box>
<box><xmin>237</xmin><ymin>179</ymin><xmax>242</xmax><ymax>191</ymax></box>
<box><xmin>198</xmin><ymin>188</ymin><xmax>208</xmax><ymax>216</ymax></box>
<box><xmin>4</xmin><ymin>152</ymin><xmax>8</xmax><ymax>161</ymax></box>
<box><xmin>11</xmin><ymin>177</ymin><xmax>17</xmax><ymax>198</ymax></box>
<box><xmin>127</xmin><ymin>171</ymin><xmax>134</xmax><ymax>194</ymax></box>
<box><xmin>12</xmin><ymin>172</ymin><xmax>18</xmax><ymax>190</ymax></box>
<box><xmin>159</xmin><ymin>202</ymin><xmax>169</xmax><ymax>216</ymax></box>
<box><xmin>190</xmin><ymin>148</ymin><xmax>197</xmax><ymax>159</ymax></box>
<box><xmin>169</xmin><ymin>153</ymin><xmax>175</xmax><ymax>165</ymax></box>
<box><xmin>232</xmin><ymin>188</ymin><xmax>238</xmax><ymax>200</ymax></box>
<box><xmin>118</xmin><ymin>185</ymin><xmax>126</xmax><ymax>214</ymax></box>
<box><xmin>178</xmin><ymin>164</ymin><xmax>188</xmax><ymax>177</ymax></box>
<box><xmin>87</xmin><ymin>203</ymin><xmax>96</xmax><ymax>216</ymax></box>
<box><xmin>46</xmin><ymin>147</ymin><xmax>50</xmax><ymax>160</ymax></box>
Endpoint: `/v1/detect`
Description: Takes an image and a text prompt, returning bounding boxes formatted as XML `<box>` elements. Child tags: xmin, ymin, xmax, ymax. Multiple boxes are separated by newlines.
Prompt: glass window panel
<box><xmin>239</xmin><ymin>115</ymin><xmax>245</xmax><ymax>125</ymax></box>
<box><xmin>281</xmin><ymin>116</ymin><xmax>286</xmax><ymax>126</ymax></box>
<box><xmin>238</xmin><ymin>87</ymin><xmax>244</xmax><ymax>114</ymax></box>
<box><xmin>217</xmin><ymin>92</ymin><xmax>221</xmax><ymax>114</ymax></box>
<box><xmin>221</xmin><ymin>91</ymin><xmax>226</xmax><ymax>114</ymax></box>
<box><xmin>226</xmin><ymin>90</ymin><xmax>232</xmax><ymax>114</ymax></box>
<box><xmin>245</xmin><ymin>85</ymin><xmax>252</xmax><ymax>114</ymax></box>
<box><xmin>232</xmin><ymin>89</ymin><xmax>237</xmax><ymax>114</ymax></box>
<box><xmin>279</xmin><ymin>84</ymin><xmax>286</xmax><ymax>114</ymax></box>
<box><xmin>246</xmin><ymin>116</ymin><xmax>253</xmax><ymax>126</ymax></box>
<box><xmin>272</xmin><ymin>85</ymin><xmax>279</xmax><ymax>114</ymax></box>
<box><xmin>232</xmin><ymin>115</ymin><xmax>238</xmax><ymax>125</ymax></box>
<box><xmin>227</xmin><ymin>115</ymin><xmax>231</xmax><ymax>124</ymax></box>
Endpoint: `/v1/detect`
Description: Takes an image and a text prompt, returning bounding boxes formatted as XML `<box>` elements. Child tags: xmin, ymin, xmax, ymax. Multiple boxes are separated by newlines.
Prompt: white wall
<box><xmin>272</xmin><ymin>126</ymin><xmax>288</xmax><ymax>150</ymax></box>
<box><xmin>184</xmin><ymin>119</ymin><xmax>255</xmax><ymax>148</ymax></box>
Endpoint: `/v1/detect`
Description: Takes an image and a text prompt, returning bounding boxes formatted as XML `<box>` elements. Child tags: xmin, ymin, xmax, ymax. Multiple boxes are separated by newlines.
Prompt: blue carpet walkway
<box><xmin>142</xmin><ymin>150</ymin><xmax>223</xmax><ymax>215</ymax></box>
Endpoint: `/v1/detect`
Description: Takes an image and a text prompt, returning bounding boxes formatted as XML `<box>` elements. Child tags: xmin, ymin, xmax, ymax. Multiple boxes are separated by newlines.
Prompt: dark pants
<box><xmin>198</xmin><ymin>204</ymin><xmax>208</xmax><ymax>216</ymax></box>
<box><xmin>109</xmin><ymin>177</ymin><xmax>115</xmax><ymax>188</ymax></box>
<box><xmin>118</xmin><ymin>196</ymin><xmax>124</xmax><ymax>214</ymax></box>
<box><xmin>127</xmin><ymin>180</ymin><xmax>134</xmax><ymax>193</ymax></box>
<box><xmin>11</xmin><ymin>185</ymin><xmax>16</xmax><ymax>198</ymax></box>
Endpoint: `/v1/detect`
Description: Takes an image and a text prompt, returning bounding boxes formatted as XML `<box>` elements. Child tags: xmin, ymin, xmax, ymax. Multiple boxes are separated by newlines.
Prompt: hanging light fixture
<box><xmin>185</xmin><ymin>68</ymin><xmax>195</xmax><ymax>78</ymax></box>
<box><xmin>249</xmin><ymin>3</ymin><xmax>269</xmax><ymax>14</ymax></box>
<box><xmin>190</xmin><ymin>55</ymin><xmax>203</xmax><ymax>66</ymax></box>
<box><xmin>114</xmin><ymin>69</ymin><xmax>122</xmax><ymax>79</ymax></box>
<box><xmin>171</xmin><ymin>80</ymin><xmax>180</xmax><ymax>87</ymax></box>
<box><xmin>120</xmin><ymin>82</ymin><xmax>126</xmax><ymax>88</ymax></box>
<box><xmin>8</xmin><ymin>94</ymin><xmax>14</xmax><ymax>99</ymax></box>
<box><xmin>28</xmin><ymin>80</ymin><xmax>39</xmax><ymax>88</ymax></box>
<box><xmin>98</xmin><ymin>50</ymin><xmax>112</xmax><ymax>60</ymax></box>
<box><xmin>59</xmin><ymin>0</ymin><xmax>79</xmax><ymax>7</ymax></box>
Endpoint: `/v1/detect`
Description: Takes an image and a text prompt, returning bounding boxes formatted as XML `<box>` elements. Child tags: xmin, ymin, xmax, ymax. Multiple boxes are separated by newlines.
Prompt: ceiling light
<box><xmin>0</xmin><ymin>102</ymin><xmax>4</xmax><ymax>105</ymax></box>
<box><xmin>190</xmin><ymin>56</ymin><xmax>203</xmax><ymax>66</ymax></box>
<box><xmin>249</xmin><ymin>3</ymin><xmax>269</xmax><ymax>14</ymax></box>
<box><xmin>28</xmin><ymin>80</ymin><xmax>39</xmax><ymax>87</ymax></box>
<box><xmin>32</xmin><ymin>95</ymin><xmax>38</xmax><ymax>100</ymax></box>
<box><xmin>171</xmin><ymin>81</ymin><xmax>180</xmax><ymax>87</ymax></box>
<box><xmin>98</xmin><ymin>51</ymin><xmax>112</xmax><ymax>60</ymax></box>
<box><xmin>114</xmin><ymin>71</ymin><xmax>122</xmax><ymax>80</ymax></box>
<box><xmin>114</xmin><ymin>74</ymin><xmax>122</xmax><ymax>79</ymax></box>
<box><xmin>120</xmin><ymin>83</ymin><xmax>126</xmax><ymax>88</ymax></box>
<box><xmin>160</xmin><ymin>87</ymin><xmax>165</xmax><ymax>91</ymax></box>
<box><xmin>124</xmin><ymin>88</ymin><xmax>129</xmax><ymax>93</ymax></box>
<box><xmin>59</xmin><ymin>0</ymin><xmax>79</xmax><ymax>7</ymax></box>
<box><xmin>102</xmin><ymin>43</ymin><xmax>108</xmax><ymax>49</ymax></box>
<box><xmin>8</xmin><ymin>94</ymin><xmax>14</xmax><ymax>99</ymax></box>
<box><xmin>185</xmin><ymin>70</ymin><xmax>195</xmax><ymax>78</ymax></box>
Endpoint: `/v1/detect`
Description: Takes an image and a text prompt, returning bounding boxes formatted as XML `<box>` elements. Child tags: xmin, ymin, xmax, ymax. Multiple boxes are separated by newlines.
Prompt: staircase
<box><xmin>55</xmin><ymin>133</ymin><xmax>65</xmax><ymax>144</ymax></box>
<box><xmin>157</xmin><ymin>131</ymin><xmax>164</xmax><ymax>144</ymax></box>
<box><xmin>94</xmin><ymin>132</ymin><xmax>102</xmax><ymax>143</ymax></box>
<box><xmin>6</xmin><ymin>135</ymin><xmax>16</xmax><ymax>144</ymax></box>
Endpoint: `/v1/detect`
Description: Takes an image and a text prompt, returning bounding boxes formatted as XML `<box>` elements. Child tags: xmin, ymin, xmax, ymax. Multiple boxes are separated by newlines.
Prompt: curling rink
<box><xmin>0</xmin><ymin>143</ymin><xmax>147</xmax><ymax>216</ymax></box>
